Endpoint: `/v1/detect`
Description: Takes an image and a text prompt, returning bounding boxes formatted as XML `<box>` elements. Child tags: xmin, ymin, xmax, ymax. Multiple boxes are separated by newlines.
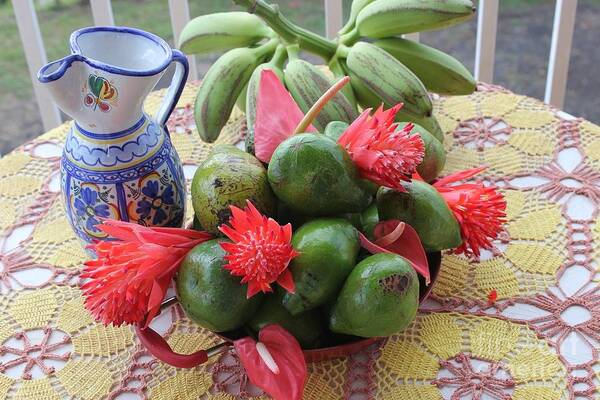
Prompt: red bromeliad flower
<box><xmin>219</xmin><ymin>201</ymin><xmax>298</xmax><ymax>298</ymax></box>
<box><xmin>337</xmin><ymin>104</ymin><xmax>425</xmax><ymax>192</ymax></box>
<box><xmin>433</xmin><ymin>167</ymin><xmax>507</xmax><ymax>259</ymax></box>
<box><xmin>81</xmin><ymin>221</ymin><xmax>211</xmax><ymax>326</ymax></box>
<box><xmin>254</xmin><ymin>69</ymin><xmax>316</xmax><ymax>163</ymax></box>
<box><xmin>358</xmin><ymin>220</ymin><xmax>430</xmax><ymax>284</ymax></box>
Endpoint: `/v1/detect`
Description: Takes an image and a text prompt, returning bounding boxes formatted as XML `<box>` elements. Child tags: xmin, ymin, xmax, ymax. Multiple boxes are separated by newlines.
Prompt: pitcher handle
<box><xmin>154</xmin><ymin>49</ymin><xmax>189</xmax><ymax>132</ymax></box>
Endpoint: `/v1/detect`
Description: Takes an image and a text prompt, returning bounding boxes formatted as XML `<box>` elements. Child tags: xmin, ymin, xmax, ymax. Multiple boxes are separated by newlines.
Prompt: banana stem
<box><xmin>269</xmin><ymin>44</ymin><xmax>288</xmax><ymax>68</ymax></box>
<box><xmin>293</xmin><ymin>76</ymin><xmax>351</xmax><ymax>134</ymax></box>
<box><xmin>328</xmin><ymin>56</ymin><xmax>343</xmax><ymax>75</ymax></box>
<box><xmin>335</xmin><ymin>44</ymin><xmax>351</xmax><ymax>59</ymax></box>
<box><xmin>339</xmin><ymin>28</ymin><xmax>360</xmax><ymax>46</ymax></box>
<box><xmin>254</xmin><ymin>38</ymin><xmax>280</xmax><ymax>59</ymax></box>
<box><xmin>286</xmin><ymin>43</ymin><xmax>300</xmax><ymax>60</ymax></box>
<box><xmin>338</xmin><ymin>19</ymin><xmax>354</xmax><ymax>36</ymax></box>
<box><xmin>232</xmin><ymin>0</ymin><xmax>337</xmax><ymax>60</ymax></box>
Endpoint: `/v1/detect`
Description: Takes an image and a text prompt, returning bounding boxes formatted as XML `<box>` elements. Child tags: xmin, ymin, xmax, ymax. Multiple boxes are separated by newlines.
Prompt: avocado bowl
<box><xmin>136</xmin><ymin>251</ymin><xmax>441</xmax><ymax>367</ymax></box>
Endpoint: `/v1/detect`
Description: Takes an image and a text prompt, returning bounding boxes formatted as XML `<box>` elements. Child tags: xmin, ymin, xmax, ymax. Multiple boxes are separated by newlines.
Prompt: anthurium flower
<box><xmin>433</xmin><ymin>167</ymin><xmax>507</xmax><ymax>259</ymax></box>
<box><xmin>254</xmin><ymin>69</ymin><xmax>316</xmax><ymax>163</ymax></box>
<box><xmin>337</xmin><ymin>104</ymin><xmax>425</xmax><ymax>192</ymax></box>
<box><xmin>219</xmin><ymin>200</ymin><xmax>298</xmax><ymax>298</ymax></box>
<box><xmin>359</xmin><ymin>220</ymin><xmax>430</xmax><ymax>284</ymax></box>
<box><xmin>81</xmin><ymin>220</ymin><xmax>212</xmax><ymax>327</ymax></box>
<box><xmin>234</xmin><ymin>324</ymin><xmax>307</xmax><ymax>400</ymax></box>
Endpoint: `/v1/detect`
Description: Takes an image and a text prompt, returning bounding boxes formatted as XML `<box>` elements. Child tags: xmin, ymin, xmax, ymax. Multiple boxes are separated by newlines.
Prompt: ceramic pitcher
<box><xmin>38</xmin><ymin>26</ymin><xmax>188</xmax><ymax>244</ymax></box>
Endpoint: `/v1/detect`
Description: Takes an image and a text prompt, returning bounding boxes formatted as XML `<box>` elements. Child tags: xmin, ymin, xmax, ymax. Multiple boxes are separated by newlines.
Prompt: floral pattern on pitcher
<box><xmin>131</xmin><ymin>173</ymin><xmax>183</xmax><ymax>227</ymax></box>
<box><xmin>84</xmin><ymin>74</ymin><xmax>118</xmax><ymax>113</ymax></box>
<box><xmin>68</xmin><ymin>183</ymin><xmax>121</xmax><ymax>240</ymax></box>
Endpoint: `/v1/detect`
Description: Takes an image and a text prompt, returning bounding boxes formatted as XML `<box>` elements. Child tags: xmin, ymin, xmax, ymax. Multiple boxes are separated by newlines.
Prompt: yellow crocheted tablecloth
<box><xmin>0</xmin><ymin>82</ymin><xmax>598</xmax><ymax>399</ymax></box>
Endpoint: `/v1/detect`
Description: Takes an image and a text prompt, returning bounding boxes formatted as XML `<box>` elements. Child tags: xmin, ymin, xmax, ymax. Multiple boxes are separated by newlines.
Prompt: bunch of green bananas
<box><xmin>180</xmin><ymin>0</ymin><xmax>477</xmax><ymax>145</ymax></box>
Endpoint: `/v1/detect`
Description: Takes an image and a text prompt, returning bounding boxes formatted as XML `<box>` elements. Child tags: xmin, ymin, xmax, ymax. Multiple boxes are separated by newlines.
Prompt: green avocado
<box><xmin>176</xmin><ymin>240</ymin><xmax>263</xmax><ymax>332</ymax></box>
<box><xmin>361</xmin><ymin>203</ymin><xmax>379</xmax><ymax>240</ymax></box>
<box><xmin>396</xmin><ymin>110</ymin><xmax>445</xmax><ymax>143</ymax></box>
<box><xmin>398</xmin><ymin>122</ymin><xmax>446</xmax><ymax>182</ymax></box>
<box><xmin>329</xmin><ymin>253</ymin><xmax>419</xmax><ymax>337</ymax></box>
<box><xmin>377</xmin><ymin>181</ymin><xmax>462</xmax><ymax>251</ymax></box>
<box><xmin>191</xmin><ymin>145</ymin><xmax>276</xmax><ymax>234</ymax></box>
<box><xmin>282</xmin><ymin>218</ymin><xmax>360</xmax><ymax>315</ymax></box>
<box><xmin>323</xmin><ymin>120</ymin><xmax>349</xmax><ymax>142</ymax></box>
<box><xmin>267</xmin><ymin>133</ymin><xmax>372</xmax><ymax>216</ymax></box>
<box><xmin>248</xmin><ymin>289</ymin><xmax>324</xmax><ymax>349</ymax></box>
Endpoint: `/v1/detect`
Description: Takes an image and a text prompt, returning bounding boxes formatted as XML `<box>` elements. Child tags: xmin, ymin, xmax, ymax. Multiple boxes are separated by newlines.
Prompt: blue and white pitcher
<box><xmin>38</xmin><ymin>26</ymin><xmax>188</xmax><ymax>244</ymax></box>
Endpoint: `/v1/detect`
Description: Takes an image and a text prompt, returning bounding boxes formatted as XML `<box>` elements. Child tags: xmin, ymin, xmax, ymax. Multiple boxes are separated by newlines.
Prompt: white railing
<box><xmin>11</xmin><ymin>0</ymin><xmax>578</xmax><ymax>132</ymax></box>
<box><xmin>474</xmin><ymin>0</ymin><xmax>498</xmax><ymax>84</ymax></box>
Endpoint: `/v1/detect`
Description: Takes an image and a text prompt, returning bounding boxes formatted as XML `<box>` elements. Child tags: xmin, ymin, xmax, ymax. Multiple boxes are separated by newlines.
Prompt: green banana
<box><xmin>179</xmin><ymin>12</ymin><xmax>273</xmax><ymax>55</ymax></box>
<box><xmin>194</xmin><ymin>40</ymin><xmax>277</xmax><ymax>143</ymax></box>
<box><xmin>338</xmin><ymin>0</ymin><xmax>376</xmax><ymax>35</ymax></box>
<box><xmin>236</xmin><ymin>44</ymin><xmax>286</xmax><ymax>113</ymax></box>
<box><xmin>236</xmin><ymin>82</ymin><xmax>249</xmax><ymax>114</ymax></box>
<box><xmin>328</xmin><ymin>57</ymin><xmax>358</xmax><ymax>109</ymax></box>
<box><xmin>344</xmin><ymin>42</ymin><xmax>432</xmax><ymax>118</ymax></box>
<box><xmin>244</xmin><ymin>45</ymin><xmax>287</xmax><ymax>154</ymax></box>
<box><xmin>375</xmin><ymin>38</ymin><xmax>476</xmax><ymax>95</ymax></box>
<box><xmin>343</xmin><ymin>62</ymin><xmax>382</xmax><ymax>110</ymax></box>
<box><xmin>356</xmin><ymin>0</ymin><xmax>475</xmax><ymax>38</ymax></box>
<box><xmin>340</xmin><ymin>50</ymin><xmax>444</xmax><ymax>142</ymax></box>
<box><xmin>284</xmin><ymin>57</ymin><xmax>358</xmax><ymax>131</ymax></box>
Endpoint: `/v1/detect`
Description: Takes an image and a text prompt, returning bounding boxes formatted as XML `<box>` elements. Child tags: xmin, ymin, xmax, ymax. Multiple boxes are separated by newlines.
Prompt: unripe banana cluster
<box><xmin>179</xmin><ymin>0</ymin><xmax>477</xmax><ymax>145</ymax></box>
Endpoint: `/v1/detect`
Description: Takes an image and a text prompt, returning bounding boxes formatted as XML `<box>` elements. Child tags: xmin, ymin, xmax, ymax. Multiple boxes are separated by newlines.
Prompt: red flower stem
<box><xmin>292</xmin><ymin>76</ymin><xmax>351</xmax><ymax>135</ymax></box>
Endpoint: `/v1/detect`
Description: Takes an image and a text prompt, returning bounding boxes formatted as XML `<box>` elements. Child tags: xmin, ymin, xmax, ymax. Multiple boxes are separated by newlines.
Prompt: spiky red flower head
<box><xmin>219</xmin><ymin>201</ymin><xmax>298</xmax><ymax>298</ymax></box>
<box><xmin>81</xmin><ymin>221</ymin><xmax>211</xmax><ymax>326</ymax></box>
<box><xmin>337</xmin><ymin>104</ymin><xmax>425</xmax><ymax>192</ymax></box>
<box><xmin>433</xmin><ymin>167</ymin><xmax>507</xmax><ymax>259</ymax></box>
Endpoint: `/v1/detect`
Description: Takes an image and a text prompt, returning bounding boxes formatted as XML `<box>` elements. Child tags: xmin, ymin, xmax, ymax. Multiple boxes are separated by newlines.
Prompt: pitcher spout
<box><xmin>38</xmin><ymin>54</ymin><xmax>85</xmax><ymax>119</ymax></box>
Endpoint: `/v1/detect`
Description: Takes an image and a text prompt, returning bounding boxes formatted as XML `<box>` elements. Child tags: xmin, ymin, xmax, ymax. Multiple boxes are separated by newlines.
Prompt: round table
<box><xmin>0</xmin><ymin>82</ymin><xmax>598</xmax><ymax>400</ymax></box>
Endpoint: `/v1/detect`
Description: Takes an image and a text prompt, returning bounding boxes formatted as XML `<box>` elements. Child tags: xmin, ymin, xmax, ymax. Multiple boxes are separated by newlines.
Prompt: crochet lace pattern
<box><xmin>0</xmin><ymin>82</ymin><xmax>597</xmax><ymax>399</ymax></box>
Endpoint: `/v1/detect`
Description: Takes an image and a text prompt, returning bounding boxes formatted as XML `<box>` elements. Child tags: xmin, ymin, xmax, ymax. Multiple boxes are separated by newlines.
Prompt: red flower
<box><xmin>358</xmin><ymin>220</ymin><xmax>430</xmax><ymax>284</ymax></box>
<box><xmin>488</xmin><ymin>289</ymin><xmax>498</xmax><ymax>305</ymax></box>
<box><xmin>337</xmin><ymin>104</ymin><xmax>425</xmax><ymax>192</ymax></box>
<box><xmin>235</xmin><ymin>324</ymin><xmax>307</xmax><ymax>400</ymax></box>
<box><xmin>219</xmin><ymin>201</ymin><xmax>298</xmax><ymax>298</ymax></box>
<box><xmin>254</xmin><ymin>69</ymin><xmax>316</xmax><ymax>163</ymax></box>
<box><xmin>433</xmin><ymin>167</ymin><xmax>507</xmax><ymax>259</ymax></box>
<box><xmin>81</xmin><ymin>221</ymin><xmax>211</xmax><ymax>326</ymax></box>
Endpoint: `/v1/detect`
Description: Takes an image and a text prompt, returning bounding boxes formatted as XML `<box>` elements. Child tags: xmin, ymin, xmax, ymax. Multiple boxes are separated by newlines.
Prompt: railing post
<box><xmin>403</xmin><ymin>33</ymin><xmax>420</xmax><ymax>42</ymax></box>
<box><xmin>11</xmin><ymin>0</ymin><xmax>62</xmax><ymax>131</ymax></box>
<box><xmin>90</xmin><ymin>0</ymin><xmax>115</xmax><ymax>26</ymax></box>
<box><xmin>168</xmin><ymin>0</ymin><xmax>198</xmax><ymax>80</ymax></box>
<box><xmin>324</xmin><ymin>0</ymin><xmax>343</xmax><ymax>39</ymax></box>
<box><xmin>545</xmin><ymin>0</ymin><xmax>577</xmax><ymax>109</ymax></box>
<box><xmin>474</xmin><ymin>0</ymin><xmax>499</xmax><ymax>83</ymax></box>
